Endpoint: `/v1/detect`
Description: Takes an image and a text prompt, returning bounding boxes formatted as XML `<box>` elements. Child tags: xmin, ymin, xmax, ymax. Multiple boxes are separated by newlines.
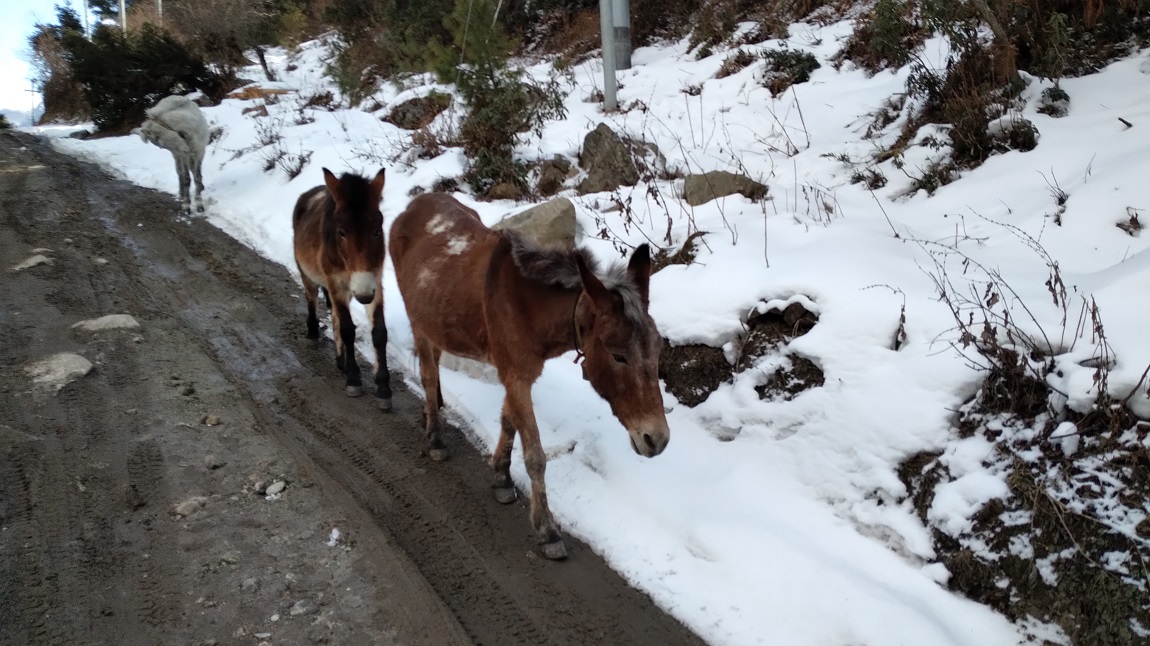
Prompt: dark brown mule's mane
<box><xmin>330</xmin><ymin>172</ymin><xmax>376</xmax><ymax>212</ymax></box>
<box><xmin>502</xmin><ymin>229</ymin><xmax>646</xmax><ymax>325</ymax></box>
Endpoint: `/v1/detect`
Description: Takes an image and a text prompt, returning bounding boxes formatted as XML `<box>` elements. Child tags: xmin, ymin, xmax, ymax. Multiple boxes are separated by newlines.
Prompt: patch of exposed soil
<box><xmin>659</xmin><ymin>341</ymin><xmax>731</xmax><ymax>407</ymax></box>
<box><xmin>899</xmin><ymin>366</ymin><xmax>1150</xmax><ymax>645</ymax></box>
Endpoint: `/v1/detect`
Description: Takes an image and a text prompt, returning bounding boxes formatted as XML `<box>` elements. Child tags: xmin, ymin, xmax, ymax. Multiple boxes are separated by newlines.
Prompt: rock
<box><xmin>94</xmin><ymin>258</ymin><xmax>109</xmax><ymax>265</ymax></box>
<box><xmin>202</xmin><ymin>415</ymin><xmax>222</xmax><ymax>426</ymax></box>
<box><xmin>680</xmin><ymin>171</ymin><xmax>768</xmax><ymax>206</ymax></box>
<box><xmin>24</xmin><ymin>353</ymin><xmax>93</xmax><ymax>393</ymax></box>
<box><xmin>578</xmin><ymin>124</ymin><xmax>637</xmax><ymax>194</ymax></box>
<box><xmin>71</xmin><ymin>314</ymin><xmax>141</xmax><ymax>332</ymax></box>
<box><xmin>383</xmin><ymin>92</ymin><xmax>452</xmax><ymax>130</ymax></box>
<box><xmin>265</xmin><ymin>480</ymin><xmax>286</xmax><ymax>496</ymax></box>
<box><xmin>658</xmin><ymin>341</ymin><xmax>732</xmax><ymax>407</ymax></box>
<box><xmin>490</xmin><ymin>198</ymin><xmax>578</xmax><ymax>248</ymax></box>
<box><xmin>180</xmin><ymin>384</ymin><xmax>196</xmax><ymax>396</ymax></box>
<box><xmin>173</xmin><ymin>496</ymin><xmax>207</xmax><ymax>517</ymax></box>
<box><xmin>204</xmin><ymin>454</ymin><xmax>226</xmax><ymax>470</ymax></box>
<box><xmin>290</xmin><ymin>598</ymin><xmax>318</xmax><ymax>616</ymax></box>
<box><xmin>486</xmin><ymin>182</ymin><xmax>525</xmax><ymax>201</ymax></box>
<box><xmin>537</xmin><ymin>157</ymin><xmax>572</xmax><ymax>197</ymax></box>
<box><xmin>11</xmin><ymin>254</ymin><xmax>52</xmax><ymax>272</ymax></box>
<box><xmin>253</xmin><ymin>480</ymin><xmax>268</xmax><ymax>494</ymax></box>
<box><xmin>241</xmin><ymin>577</ymin><xmax>260</xmax><ymax>592</ymax></box>
<box><xmin>219</xmin><ymin>550</ymin><xmax>241</xmax><ymax>565</ymax></box>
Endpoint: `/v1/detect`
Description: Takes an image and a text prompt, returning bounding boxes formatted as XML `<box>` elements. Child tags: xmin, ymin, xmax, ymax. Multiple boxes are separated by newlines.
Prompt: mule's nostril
<box><xmin>642</xmin><ymin>432</ymin><xmax>656</xmax><ymax>451</ymax></box>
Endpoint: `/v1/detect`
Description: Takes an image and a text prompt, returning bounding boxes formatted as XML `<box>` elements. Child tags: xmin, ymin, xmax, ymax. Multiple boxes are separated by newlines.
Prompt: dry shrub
<box><xmin>531</xmin><ymin>7</ymin><xmax>603</xmax><ymax>64</ymax></box>
<box><xmin>715</xmin><ymin>49</ymin><xmax>758</xmax><ymax>78</ymax></box>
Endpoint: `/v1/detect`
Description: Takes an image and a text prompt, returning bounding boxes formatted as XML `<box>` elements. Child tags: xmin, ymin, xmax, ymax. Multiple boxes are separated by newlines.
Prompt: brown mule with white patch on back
<box><xmin>292</xmin><ymin>167</ymin><xmax>393</xmax><ymax>411</ymax></box>
<box><xmin>388</xmin><ymin>192</ymin><xmax>670</xmax><ymax>560</ymax></box>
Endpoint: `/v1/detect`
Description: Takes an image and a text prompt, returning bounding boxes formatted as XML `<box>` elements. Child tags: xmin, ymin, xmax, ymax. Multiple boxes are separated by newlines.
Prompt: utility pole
<box><xmin>598</xmin><ymin>0</ymin><xmax>617</xmax><ymax>111</ymax></box>
<box><xmin>157</xmin><ymin>0</ymin><xmax>162</xmax><ymax>24</ymax></box>
<box><xmin>26</xmin><ymin>81</ymin><xmax>38</xmax><ymax>127</ymax></box>
<box><xmin>81</xmin><ymin>0</ymin><xmax>91</xmax><ymax>39</ymax></box>
<box><xmin>612</xmin><ymin>0</ymin><xmax>631</xmax><ymax>70</ymax></box>
<box><xmin>119</xmin><ymin>0</ymin><xmax>126</xmax><ymax>32</ymax></box>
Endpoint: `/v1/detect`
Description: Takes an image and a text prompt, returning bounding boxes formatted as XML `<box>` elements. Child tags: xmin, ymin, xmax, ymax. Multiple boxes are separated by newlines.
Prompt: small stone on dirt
<box><xmin>241</xmin><ymin>577</ymin><xmax>260</xmax><ymax>592</ymax></box>
<box><xmin>219</xmin><ymin>550</ymin><xmax>241</xmax><ymax>565</ymax></box>
<box><xmin>173</xmin><ymin>496</ymin><xmax>207</xmax><ymax>517</ymax></box>
<box><xmin>203</xmin><ymin>454</ymin><xmax>226</xmax><ymax>470</ymax></box>
<box><xmin>94</xmin><ymin>257</ymin><xmax>109</xmax><ymax>265</ymax></box>
<box><xmin>24</xmin><ymin>352</ymin><xmax>93</xmax><ymax>393</ymax></box>
<box><xmin>71</xmin><ymin>314</ymin><xmax>141</xmax><ymax>332</ymax></box>
<box><xmin>202</xmin><ymin>414</ymin><xmax>221</xmax><ymax>426</ymax></box>
<box><xmin>265</xmin><ymin>480</ymin><xmax>286</xmax><ymax>496</ymax></box>
<box><xmin>290</xmin><ymin>598</ymin><xmax>318</xmax><ymax>616</ymax></box>
<box><xmin>180</xmin><ymin>384</ymin><xmax>196</xmax><ymax>396</ymax></box>
<box><xmin>253</xmin><ymin>480</ymin><xmax>268</xmax><ymax>494</ymax></box>
<box><xmin>11</xmin><ymin>254</ymin><xmax>52</xmax><ymax>272</ymax></box>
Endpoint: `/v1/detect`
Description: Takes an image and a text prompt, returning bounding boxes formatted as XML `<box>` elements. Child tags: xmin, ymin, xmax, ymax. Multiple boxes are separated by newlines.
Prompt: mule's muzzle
<box><xmin>627</xmin><ymin>422</ymin><xmax>670</xmax><ymax>458</ymax></box>
<box><xmin>349</xmin><ymin>272</ymin><xmax>377</xmax><ymax>305</ymax></box>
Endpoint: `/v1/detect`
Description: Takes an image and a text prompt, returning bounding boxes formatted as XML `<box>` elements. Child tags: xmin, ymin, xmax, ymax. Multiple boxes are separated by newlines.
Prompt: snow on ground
<box><xmin>40</xmin><ymin>17</ymin><xmax>1150</xmax><ymax>646</ymax></box>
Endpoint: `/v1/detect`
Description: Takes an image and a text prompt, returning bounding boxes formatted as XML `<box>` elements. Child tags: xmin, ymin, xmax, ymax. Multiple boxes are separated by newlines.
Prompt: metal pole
<box><xmin>612</xmin><ymin>0</ymin><xmax>631</xmax><ymax>70</ymax></box>
<box><xmin>82</xmin><ymin>0</ymin><xmax>90</xmax><ymax>39</ymax></box>
<box><xmin>598</xmin><ymin>0</ymin><xmax>617</xmax><ymax>111</ymax></box>
<box><xmin>119</xmin><ymin>0</ymin><xmax>126</xmax><ymax>32</ymax></box>
<box><xmin>158</xmin><ymin>0</ymin><xmax>163</xmax><ymax>24</ymax></box>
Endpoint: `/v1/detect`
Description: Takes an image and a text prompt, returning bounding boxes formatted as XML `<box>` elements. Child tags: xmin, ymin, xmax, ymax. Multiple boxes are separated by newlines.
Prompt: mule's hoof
<box><xmin>427</xmin><ymin>447</ymin><xmax>449</xmax><ymax>462</ymax></box>
<box><xmin>539</xmin><ymin>539</ymin><xmax>568</xmax><ymax>561</ymax></box>
<box><xmin>375</xmin><ymin>397</ymin><xmax>393</xmax><ymax>412</ymax></box>
<box><xmin>492</xmin><ymin>486</ymin><xmax>517</xmax><ymax>504</ymax></box>
<box><xmin>345</xmin><ymin>385</ymin><xmax>364</xmax><ymax>397</ymax></box>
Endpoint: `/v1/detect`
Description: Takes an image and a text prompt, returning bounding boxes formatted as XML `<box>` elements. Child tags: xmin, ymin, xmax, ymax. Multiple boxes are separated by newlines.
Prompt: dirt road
<box><xmin>0</xmin><ymin>131</ymin><xmax>705</xmax><ymax>646</ymax></box>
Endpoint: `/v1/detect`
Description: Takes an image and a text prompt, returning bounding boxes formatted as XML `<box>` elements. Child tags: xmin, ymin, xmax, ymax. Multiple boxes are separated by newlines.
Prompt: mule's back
<box><xmin>389</xmin><ymin>193</ymin><xmax>499</xmax><ymax>359</ymax></box>
<box><xmin>139</xmin><ymin>95</ymin><xmax>209</xmax><ymax>151</ymax></box>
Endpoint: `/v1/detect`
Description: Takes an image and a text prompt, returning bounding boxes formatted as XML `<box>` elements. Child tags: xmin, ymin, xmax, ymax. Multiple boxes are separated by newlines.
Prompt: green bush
<box><xmin>761</xmin><ymin>46</ymin><xmax>820</xmax><ymax>94</ymax></box>
<box><xmin>430</xmin><ymin>0</ymin><xmax>567</xmax><ymax>196</ymax></box>
<box><xmin>0</xmin><ymin>114</ymin><xmax>11</xmax><ymax>130</ymax></box>
<box><xmin>59</xmin><ymin>21</ymin><xmax>227</xmax><ymax>133</ymax></box>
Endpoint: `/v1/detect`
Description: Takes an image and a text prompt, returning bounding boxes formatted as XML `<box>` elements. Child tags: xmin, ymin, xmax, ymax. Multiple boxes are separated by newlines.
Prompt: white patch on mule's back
<box><xmin>444</xmin><ymin>235</ymin><xmax>471</xmax><ymax>255</ymax></box>
<box><xmin>416</xmin><ymin>267</ymin><xmax>434</xmax><ymax>289</ymax></box>
<box><xmin>309</xmin><ymin>192</ymin><xmax>327</xmax><ymax>210</ymax></box>
<box><xmin>426</xmin><ymin>213</ymin><xmax>452</xmax><ymax>235</ymax></box>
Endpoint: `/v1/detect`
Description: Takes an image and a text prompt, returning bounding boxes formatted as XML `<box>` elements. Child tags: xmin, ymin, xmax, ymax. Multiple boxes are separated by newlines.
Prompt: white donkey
<box><xmin>132</xmin><ymin>95</ymin><xmax>210</xmax><ymax>214</ymax></box>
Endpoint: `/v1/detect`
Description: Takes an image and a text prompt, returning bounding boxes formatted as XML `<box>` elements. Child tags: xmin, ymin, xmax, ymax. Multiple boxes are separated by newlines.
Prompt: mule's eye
<box><xmin>612</xmin><ymin>353</ymin><xmax>628</xmax><ymax>365</ymax></box>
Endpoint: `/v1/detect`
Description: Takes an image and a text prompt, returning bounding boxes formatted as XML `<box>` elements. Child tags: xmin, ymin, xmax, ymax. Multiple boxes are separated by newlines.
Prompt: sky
<box><xmin>17</xmin><ymin>12</ymin><xmax>1150</xmax><ymax>646</ymax></box>
<box><xmin>0</xmin><ymin>1</ymin><xmax>91</xmax><ymax>118</ymax></box>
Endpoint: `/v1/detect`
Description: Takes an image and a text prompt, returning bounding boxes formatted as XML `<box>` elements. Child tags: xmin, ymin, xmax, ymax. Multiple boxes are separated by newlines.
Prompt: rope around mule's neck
<box><xmin>572</xmin><ymin>291</ymin><xmax>585</xmax><ymax>364</ymax></box>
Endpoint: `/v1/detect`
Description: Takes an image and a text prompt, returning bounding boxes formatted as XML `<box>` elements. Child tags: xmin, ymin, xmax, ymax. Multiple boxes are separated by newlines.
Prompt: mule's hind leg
<box><xmin>502</xmin><ymin>380</ymin><xmax>566</xmax><ymax>560</ymax></box>
<box><xmin>491</xmin><ymin>403</ymin><xmax>518</xmax><ymax>504</ymax></box>
<box><xmin>298</xmin><ymin>269</ymin><xmax>321</xmax><ymax>339</ymax></box>
<box><xmin>366</xmin><ymin>288</ymin><xmax>393</xmax><ymax>412</ymax></box>
<box><xmin>329</xmin><ymin>292</ymin><xmax>364</xmax><ymax>397</ymax></box>
<box><xmin>191</xmin><ymin>151</ymin><xmax>205</xmax><ymax>213</ymax></box>
<box><xmin>413</xmin><ymin>335</ymin><xmax>448</xmax><ymax>461</ymax></box>
<box><xmin>174</xmin><ymin>154</ymin><xmax>191</xmax><ymax>214</ymax></box>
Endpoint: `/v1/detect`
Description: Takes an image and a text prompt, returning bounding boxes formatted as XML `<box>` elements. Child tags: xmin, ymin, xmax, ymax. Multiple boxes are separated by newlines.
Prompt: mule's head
<box><xmin>323</xmin><ymin>167</ymin><xmax>386</xmax><ymax>304</ymax></box>
<box><xmin>574</xmin><ymin>244</ymin><xmax>670</xmax><ymax>458</ymax></box>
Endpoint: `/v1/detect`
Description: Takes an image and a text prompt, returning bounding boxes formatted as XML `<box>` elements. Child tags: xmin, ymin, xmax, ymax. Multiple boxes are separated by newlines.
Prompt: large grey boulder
<box><xmin>681</xmin><ymin>171</ymin><xmax>768</xmax><ymax>206</ymax></box>
<box><xmin>383</xmin><ymin>92</ymin><xmax>452</xmax><ymax>130</ymax></box>
<box><xmin>577</xmin><ymin>123</ymin><xmax>664</xmax><ymax>195</ymax></box>
<box><xmin>490</xmin><ymin>197</ymin><xmax>578</xmax><ymax>248</ymax></box>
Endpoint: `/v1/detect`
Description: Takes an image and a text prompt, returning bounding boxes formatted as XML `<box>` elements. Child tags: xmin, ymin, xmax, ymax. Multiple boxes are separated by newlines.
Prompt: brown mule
<box><xmin>292</xmin><ymin>167</ymin><xmax>393</xmax><ymax>410</ymax></box>
<box><xmin>389</xmin><ymin>193</ymin><xmax>670</xmax><ymax>560</ymax></box>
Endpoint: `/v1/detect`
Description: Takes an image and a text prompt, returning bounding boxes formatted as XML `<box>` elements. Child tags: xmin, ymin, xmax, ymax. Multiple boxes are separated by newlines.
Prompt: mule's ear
<box><xmin>627</xmin><ymin>243</ymin><xmax>651</xmax><ymax>307</ymax></box>
<box><xmin>322</xmin><ymin>168</ymin><xmax>343</xmax><ymax>204</ymax></box>
<box><xmin>575</xmin><ymin>252</ymin><xmax>612</xmax><ymax>309</ymax></box>
<box><xmin>369</xmin><ymin>168</ymin><xmax>386</xmax><ymax>203</ymax></box>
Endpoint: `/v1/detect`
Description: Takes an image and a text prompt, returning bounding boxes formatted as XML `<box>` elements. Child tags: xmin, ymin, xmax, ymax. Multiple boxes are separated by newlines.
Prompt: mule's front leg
<box><xmin>334</xmin><ymin>300</ymin><xmax>363</xmax><ymax>397</ymax></box>
<box><xmin>299</xmin><ymin>270</ymin><xmax>321</xmax><ymax>339</ymax></box>
<box><xmin>367</xmin><ymin>296</ymin><xmax>393</xmax><ymax>412</ymax></box>
<box><xmin>504</xmin><ymin>384</ymin><xmax>566</xmax><ymax>560</ymax></box>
